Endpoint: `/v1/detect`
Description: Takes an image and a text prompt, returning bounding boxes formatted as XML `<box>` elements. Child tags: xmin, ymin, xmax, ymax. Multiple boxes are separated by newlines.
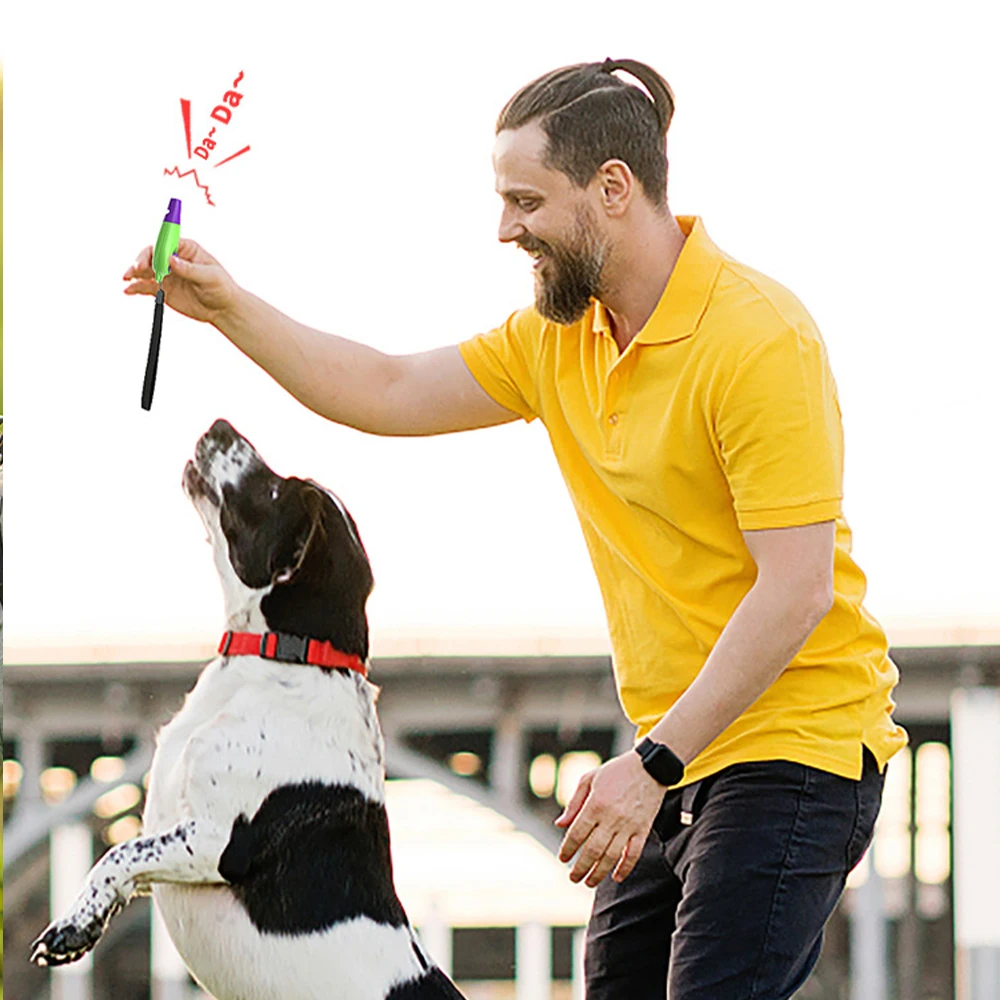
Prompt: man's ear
<box><xmin>597</xmin><ymin>159</ymin><xmax>634</xmax><ymax>218</ymax></box>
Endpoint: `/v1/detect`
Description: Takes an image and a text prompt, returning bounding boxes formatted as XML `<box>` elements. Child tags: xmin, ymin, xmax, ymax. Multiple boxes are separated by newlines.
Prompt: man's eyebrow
<box><xmin>496</xmin><ymin>185</ymin><xmax>545</xmax><ymax>200</ymax></box>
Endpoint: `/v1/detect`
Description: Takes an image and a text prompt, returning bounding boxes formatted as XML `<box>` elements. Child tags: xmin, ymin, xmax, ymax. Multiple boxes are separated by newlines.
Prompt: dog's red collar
<box><xmin>218</xmin><ymin>630</ymin><xmax>368</xmax><ymax>678</ymax></box>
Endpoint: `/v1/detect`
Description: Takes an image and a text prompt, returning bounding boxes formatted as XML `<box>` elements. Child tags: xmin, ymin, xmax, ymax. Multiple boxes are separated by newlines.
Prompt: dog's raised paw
<box><xmin>30</xmin><ymin>919</ymin><xmax>103</xmax><ymax>967</ymax></box>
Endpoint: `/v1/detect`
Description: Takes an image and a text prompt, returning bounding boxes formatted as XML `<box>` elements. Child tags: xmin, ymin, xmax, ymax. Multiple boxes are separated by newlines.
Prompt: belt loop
<box><xmin>680</xmin><ymin>780</ymin><xmax>702</xmax><ymax>826</ymax></box>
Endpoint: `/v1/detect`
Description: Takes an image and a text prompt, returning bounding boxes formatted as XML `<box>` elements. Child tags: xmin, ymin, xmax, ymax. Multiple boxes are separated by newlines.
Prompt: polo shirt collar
<box><xmin>592</xmin><ymin>216</ymin><xmax>724</xmax><ymax>346</ymax></box>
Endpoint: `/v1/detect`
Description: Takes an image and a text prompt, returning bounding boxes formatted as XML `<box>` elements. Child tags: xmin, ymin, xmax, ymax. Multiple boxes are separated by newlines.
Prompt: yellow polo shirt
<box><xmin>458</xmin><ymin>216</ymin><xmax>908</xmax><ymax>785</ymax></box>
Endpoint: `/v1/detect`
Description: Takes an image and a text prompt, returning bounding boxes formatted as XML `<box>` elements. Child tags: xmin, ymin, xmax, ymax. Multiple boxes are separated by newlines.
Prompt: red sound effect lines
<box><xmin>214</xmin><ymin>144</ymin><xmax>250</xmax><ymax>168</ymax></box>
<box><xmin>181</xmin><ymin>98</ymin><xmax>192</xmax><ymax>159</ymax></box>
<box><xmin>163</xmin><ymin>166</ymin><xmax>216</xmax><ymax>206</ymax></box>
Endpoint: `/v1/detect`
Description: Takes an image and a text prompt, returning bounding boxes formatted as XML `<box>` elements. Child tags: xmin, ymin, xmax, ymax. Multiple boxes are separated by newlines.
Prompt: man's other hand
<box><xmin>555</xmin><ymin>750</ymin><xmax>667</xmax><ymax>887</ymax></box>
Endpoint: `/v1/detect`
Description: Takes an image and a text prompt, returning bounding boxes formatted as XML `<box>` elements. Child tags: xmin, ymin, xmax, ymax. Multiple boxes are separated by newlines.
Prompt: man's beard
<box><xmin>521</xmin><ymin>207</ymin><xmax>609</xmax><ymax>326</ymax></box>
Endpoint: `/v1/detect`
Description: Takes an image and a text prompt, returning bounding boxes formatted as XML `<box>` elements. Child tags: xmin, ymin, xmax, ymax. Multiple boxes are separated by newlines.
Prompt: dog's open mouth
<box><xmin>183</xmin><ymin>460</ymin><xmax>220</xmax><ymax>507</ymax></box>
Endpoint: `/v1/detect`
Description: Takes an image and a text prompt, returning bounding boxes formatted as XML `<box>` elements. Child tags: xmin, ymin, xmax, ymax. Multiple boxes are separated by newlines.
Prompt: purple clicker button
<box><xmin>164</xmin><ymin>198</ymin><xmax>182</xmax><ymax>224</ymax></box>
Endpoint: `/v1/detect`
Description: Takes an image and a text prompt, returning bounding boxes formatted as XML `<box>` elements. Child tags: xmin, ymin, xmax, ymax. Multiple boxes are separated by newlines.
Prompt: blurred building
<box><xmin>4</xmin><ymin>637</ymin><xmax>999</xmax><ymax>1000</ymax></box>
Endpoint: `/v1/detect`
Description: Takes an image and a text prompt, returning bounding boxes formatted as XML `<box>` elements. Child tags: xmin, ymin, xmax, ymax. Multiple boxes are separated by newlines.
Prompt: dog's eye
<box><xmin>270</xmin><ymin>485</ymin><xmax>279</xmax><ymax>500</ymax></box>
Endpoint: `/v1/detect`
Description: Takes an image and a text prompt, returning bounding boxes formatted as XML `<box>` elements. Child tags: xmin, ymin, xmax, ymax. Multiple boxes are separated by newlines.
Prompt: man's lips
<box><xmin>518</xmin><ymin>243</ymin><xmax>549</xmax><ymax>271</ymax></box>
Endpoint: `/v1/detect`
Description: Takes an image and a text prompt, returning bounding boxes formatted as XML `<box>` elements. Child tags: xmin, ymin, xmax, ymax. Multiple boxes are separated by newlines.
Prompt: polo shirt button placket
<box><xmin>604</xmin><ymin>364</ymin><xmax>624</xmax><ymax>458</ymax></box>
<box><xmin>604</xmin><ymin>409</ymin><xmax>624</xmax><ymax>460</ymax></box>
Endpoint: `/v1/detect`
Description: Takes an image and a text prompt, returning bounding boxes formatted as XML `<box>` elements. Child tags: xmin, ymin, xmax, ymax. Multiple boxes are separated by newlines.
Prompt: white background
<box><xmin>4</xmin><ymin>1</ymin><xmax>998</xmax><ymax>656</ymax></box>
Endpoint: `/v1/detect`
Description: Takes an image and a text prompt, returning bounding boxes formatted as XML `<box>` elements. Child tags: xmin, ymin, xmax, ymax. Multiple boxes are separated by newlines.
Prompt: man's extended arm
<box><xmin>215</xmin><ymin>288</ymin><xmax>517</xmax><ymax>435</ymax></box>
<box><xmin>124</xmin><ymin>239</ymin><xmax>517</xmax><ymax>436</ymax></box>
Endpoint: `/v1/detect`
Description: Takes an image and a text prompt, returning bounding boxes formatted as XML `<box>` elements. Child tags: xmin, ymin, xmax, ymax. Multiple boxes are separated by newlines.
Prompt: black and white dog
<box><xmin>31</xmin><ymin>419</ymin><xmax>465</xmax><ymax>1000</ymax></box>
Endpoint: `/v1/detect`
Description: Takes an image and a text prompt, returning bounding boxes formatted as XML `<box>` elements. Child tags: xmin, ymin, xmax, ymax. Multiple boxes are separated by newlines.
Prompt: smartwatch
<box><xmin>634</xmin><ymin>737</ymin><xmax>685</xmax><ymax>787</ymax></box>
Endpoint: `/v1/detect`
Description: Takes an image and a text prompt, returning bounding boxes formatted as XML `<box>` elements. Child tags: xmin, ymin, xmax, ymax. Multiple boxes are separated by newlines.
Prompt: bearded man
<box><xmin>124</xmin><ymin>59</ymin><xmax>907</xmax><ymax>1000</ymax></box>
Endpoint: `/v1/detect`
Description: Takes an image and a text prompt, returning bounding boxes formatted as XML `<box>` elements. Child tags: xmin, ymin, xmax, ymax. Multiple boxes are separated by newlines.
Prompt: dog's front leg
<box><xmin>30</xmin><ymin>818</ymin><xmax>228</xmax><ymax>967</ymax></box>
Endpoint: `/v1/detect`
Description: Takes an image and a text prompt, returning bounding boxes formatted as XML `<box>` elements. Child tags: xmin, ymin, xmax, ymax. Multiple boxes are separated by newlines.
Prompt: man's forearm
<box><xmin>646</xmin><ymin>581</ymin><xmax>832</xmax><ymax>767</ymax></box>
<box><xmin>213</xmin><ymin>287</ymin><xmax>399</xmax><ymax>433</ymax></box>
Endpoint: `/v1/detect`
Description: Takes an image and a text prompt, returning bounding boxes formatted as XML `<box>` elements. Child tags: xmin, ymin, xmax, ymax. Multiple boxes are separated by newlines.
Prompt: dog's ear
<box><xmin>271</xmin><ymin>488</ymin><xmax>326</xmax><ymax>586</ymax></box>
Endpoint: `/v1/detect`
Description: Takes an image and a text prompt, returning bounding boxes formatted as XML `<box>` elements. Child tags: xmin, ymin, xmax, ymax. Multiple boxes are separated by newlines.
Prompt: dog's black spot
<box><xmin>216</xmin><ymin>783</ymin><xmax>407</xmax><ymax>935</ymax></box>
<box><xmin>385</xmin><ymin>968</ymin><xmax>467</xmax><ymax>1000</ymax></box>
<box><xmin>218</xmin><ymin>814</ymin><xmax>254</xmax><ymax>880</ymax></box>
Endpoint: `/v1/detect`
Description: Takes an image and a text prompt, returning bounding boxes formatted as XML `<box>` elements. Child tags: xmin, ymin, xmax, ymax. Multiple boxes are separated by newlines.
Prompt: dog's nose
<box><xmin>208</xmin><ymin>418</ymin><xmax>238</xmax><ymax>445</ymax></box>
<box><xmin>196</xmin><ymin>419</ymin><xmax>241</xmax><ymax>467</ymax></box>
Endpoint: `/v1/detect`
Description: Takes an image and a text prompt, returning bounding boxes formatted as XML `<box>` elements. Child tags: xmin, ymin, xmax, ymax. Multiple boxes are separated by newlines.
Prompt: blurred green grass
<box><xmin>1</xmin><ymin>64</ymin><xmax>5</xmax><ymax>416</ymax></box>
<box><xmin>1</xmin><ymin>63</ymin><xmax>5</xmax><ymax>416</ymax></box>
<box><xmin>2</xmin><ymin>65</ymin><xmax>5</xmax><ymax>1000</ymax></box>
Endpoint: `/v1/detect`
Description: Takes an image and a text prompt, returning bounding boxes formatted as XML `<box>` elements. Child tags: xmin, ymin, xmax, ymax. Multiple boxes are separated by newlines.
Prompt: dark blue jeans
<box><xmin>585</xmin><ymin>746</ymin><xmax>885</xmax><ymax>999</ymax></box>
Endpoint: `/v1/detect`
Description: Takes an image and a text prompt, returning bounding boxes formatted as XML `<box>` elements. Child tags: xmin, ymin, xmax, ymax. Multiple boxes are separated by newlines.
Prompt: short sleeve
<box><xmin>458</xmin><ymin>308</ymin><xmax>542</xmax><ymax>423</ymax></box>
<box><xmin>715</xmin><ymin>326</ymin><xmax>844</xmax><ymax>530</ymax></box>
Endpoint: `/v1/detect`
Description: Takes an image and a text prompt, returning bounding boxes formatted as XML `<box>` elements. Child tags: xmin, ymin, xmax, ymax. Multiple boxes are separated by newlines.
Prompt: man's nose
<box><xmin>498</xmin><ymin>204</ymin><xmax>524</xmax><ymax>244</ymax></box>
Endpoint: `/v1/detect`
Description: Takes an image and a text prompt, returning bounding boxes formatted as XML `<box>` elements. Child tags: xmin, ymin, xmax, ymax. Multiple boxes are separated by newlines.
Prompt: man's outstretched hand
<box><xmin>123</xmin><ymin>239</ymin><xmax>239</xmax><ymax>326</ymax></box>
<box><xmin>555</xmin><ymin>750</ymin><xmax>667</xmax><ymax>887</ymax></box>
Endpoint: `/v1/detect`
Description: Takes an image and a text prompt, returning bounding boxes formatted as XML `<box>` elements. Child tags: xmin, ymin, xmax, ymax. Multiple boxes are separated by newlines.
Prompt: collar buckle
<box><xmin>259</xmin><ymin>631</ymin><xmax>310</xmax><ymax>664</ymax></box>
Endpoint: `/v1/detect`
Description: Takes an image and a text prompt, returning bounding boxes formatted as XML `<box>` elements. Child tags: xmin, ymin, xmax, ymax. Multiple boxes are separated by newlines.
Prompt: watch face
<box><xmin>637</xmin><ymin>740</ymin><xmax>684</xmax><ymax>786</ymax></box>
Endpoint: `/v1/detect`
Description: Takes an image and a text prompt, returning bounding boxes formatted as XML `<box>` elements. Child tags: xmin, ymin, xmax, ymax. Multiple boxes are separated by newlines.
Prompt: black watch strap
<box><xmin>634</xmin><ymin>737</ymin><xmax>685</xmax><ymax>787</ymax></box>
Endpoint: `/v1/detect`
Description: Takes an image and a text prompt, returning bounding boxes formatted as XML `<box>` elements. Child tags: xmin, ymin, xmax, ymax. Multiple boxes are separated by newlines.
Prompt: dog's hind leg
<box><xmin>29</xmin><ymin>818</ymin><xmax>230</xmax><ymax>967</ymax></box>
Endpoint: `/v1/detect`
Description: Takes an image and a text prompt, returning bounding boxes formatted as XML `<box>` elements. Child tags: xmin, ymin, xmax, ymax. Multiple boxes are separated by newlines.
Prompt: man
<box><xmin>125</xmin><ymin>59</ymin><xmax>908</xmax><ymax>999</ymax></box>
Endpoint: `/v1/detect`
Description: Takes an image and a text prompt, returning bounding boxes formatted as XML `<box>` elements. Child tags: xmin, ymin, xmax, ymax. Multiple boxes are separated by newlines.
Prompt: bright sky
<box><xmin>4</xmin><ymin>1</ymin><xmax>999</xmax><ymax>658</ymax></box>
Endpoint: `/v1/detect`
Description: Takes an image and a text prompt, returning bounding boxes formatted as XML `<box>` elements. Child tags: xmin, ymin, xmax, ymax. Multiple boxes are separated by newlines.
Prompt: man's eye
<box><xmin>519</xmin><ymin>200</ymin><xmax>539</xmax><ymax>211</ymax></box>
